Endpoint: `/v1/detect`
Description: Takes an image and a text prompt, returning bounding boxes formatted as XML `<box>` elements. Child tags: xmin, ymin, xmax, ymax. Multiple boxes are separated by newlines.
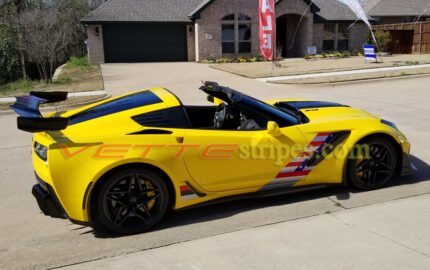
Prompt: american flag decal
<box><xmin>180</xmin><ymin>184</ymin><xmax>199</xmax><ymax>201</ymax></box>
<box><xmin>261</xmin><ymin>132</ymin><xmax>334</xmax><ymax>191</ymax></box>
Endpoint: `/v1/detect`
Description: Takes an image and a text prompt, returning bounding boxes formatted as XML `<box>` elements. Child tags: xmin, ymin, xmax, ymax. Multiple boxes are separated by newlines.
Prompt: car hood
<box><xmin>270</xmin><ymin>99</ymin><xmax>378</xmax><ymax>122</ymax></box>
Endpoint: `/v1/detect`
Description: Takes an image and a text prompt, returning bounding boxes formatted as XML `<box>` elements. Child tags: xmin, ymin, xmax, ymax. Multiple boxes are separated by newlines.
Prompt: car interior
<box><xmin>183</xmin><ymin>104</ymin><xmax>268</xmax><ymax>130</ymax></box>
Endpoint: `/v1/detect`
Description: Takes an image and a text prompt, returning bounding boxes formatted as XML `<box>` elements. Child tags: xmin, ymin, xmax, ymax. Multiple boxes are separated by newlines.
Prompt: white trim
<box><xmin>280</xmin><ymin>167</ymin><xmax>297</xmax><ymax>173</ymax></box>
<box><xmin>195</xmin><ymin>22</ymin><xmax>199</xmax><ymax>62</ymax></box>
<box><xmin>181</xmin><ymin>194</ymin><xmax>199</xmax><ymax>201</ymax></box>
<box><xmin>313</xmin><ymin>136</ymin><xmax>329</xmax><ymax>142</ymax></box>
<box><xmin>269</xmin><ymin>176</ymin><xmax>304</xmax><ymax>184</ymax></box>
<box><xmin>291</xmin><ymin>156</ymin><xmax>308</xmax><ymax>162</ymax></box>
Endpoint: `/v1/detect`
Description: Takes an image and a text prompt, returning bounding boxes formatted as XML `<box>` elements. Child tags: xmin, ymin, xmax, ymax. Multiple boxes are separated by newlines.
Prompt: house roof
<box><xmin>368</xmin><ymin>0</ymin><xmax>430</xmax><ymax>17</ymax></box>
<box><xmin>81</xmin><ymin>0</ymin><xmax>203</xmax><ymax>23</ymax></box>
<box><xmin>189</xmin><ymin>0</ymin><xmax>321</xmax><ymax>19</ymax></box>
<box><xmin>362</xmin><ymin>0</ymin><xmax>382</xmax><ymax>13</ymax></box>
<box><xmin>312</xmin><ymin>0</ymin><xmax>370</xmax><ymax>22</ymax></box>
<box><xmin>81</xmin><ymin>0</ymin><xmax>373</xmax><ymax>24</ymax></box>
<box><xmin>188</xmin><ymin>0</ymin><xmax>211</xmax><ymax>19</ymax></box>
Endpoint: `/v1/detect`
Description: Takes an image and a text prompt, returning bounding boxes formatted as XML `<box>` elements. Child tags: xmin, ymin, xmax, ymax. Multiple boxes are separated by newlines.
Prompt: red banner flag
<box><xmin>259</xmin><ymin>0</ymin><xmax>276</xmax><ymax>61</ymax></box>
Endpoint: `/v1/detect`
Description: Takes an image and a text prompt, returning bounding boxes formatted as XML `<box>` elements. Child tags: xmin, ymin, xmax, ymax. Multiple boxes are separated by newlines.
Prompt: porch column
<box><xmin>195</xmin><ymin>22</ymin><xmax>200</xmax><ymax>62</ymax></box>
<box><xmin>334</xmin><ymin>23</ymin><xmax>339</xmax><ymax>51</ymax></box>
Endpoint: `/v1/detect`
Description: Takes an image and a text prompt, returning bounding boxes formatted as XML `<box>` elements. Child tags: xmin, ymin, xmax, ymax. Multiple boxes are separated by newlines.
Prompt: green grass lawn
<box><xmin>211</xmin><ymin>54</ymin><xmax>430</xmax><ymax>78</ymax></box>
<box><xmin>0</xmin><ymin>57</ymin><xmax>104</xmax><ymax>97</ymax></box>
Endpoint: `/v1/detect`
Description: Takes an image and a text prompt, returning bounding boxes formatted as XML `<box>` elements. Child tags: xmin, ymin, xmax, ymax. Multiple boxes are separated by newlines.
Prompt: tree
<box><xmin>370</xmin><ymin>29</ymin><xmax>392</xmax><ymax>53</ymax></box>
<box><xmin>0</xmin><ymin>22</ymin><xmax>20</xmax><ymax>84</ymax></box>
<box><xmin>18</xmin><ymin>8</ymin><xmax>73</xmax><ymax>83</ymax></box>
<box><xmin>1</xmin><ymin>0</ymin><xmax>34</xmax><ymax>81</ymax></box>
<box><xmin>0</xmin><ymin>1</ymin><xmax>21</xmax><ymax>83</ymax></box>
<box><xmin>1</xmin><ymin>0</ymin><xmax>97</xmax><ymax>85</ymax></box>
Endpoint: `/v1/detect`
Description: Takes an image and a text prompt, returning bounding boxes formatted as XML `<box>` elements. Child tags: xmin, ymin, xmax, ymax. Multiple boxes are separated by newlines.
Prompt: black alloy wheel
<box><xmin>347</xmin><ymin>137</ymin><xmax>397</xmax><ymax>190</ymax></box>
<box><xmin>95</xmin><ymin>168</ymin><xmax>169</xmax><ymax>234</ymax></box>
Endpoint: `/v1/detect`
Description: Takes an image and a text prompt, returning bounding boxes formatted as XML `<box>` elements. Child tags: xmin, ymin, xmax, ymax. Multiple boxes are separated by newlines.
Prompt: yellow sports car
<box><xmin>12</xmin><ymin>81</ymin><xmax>414</xmax><ymax>234</ymax></box>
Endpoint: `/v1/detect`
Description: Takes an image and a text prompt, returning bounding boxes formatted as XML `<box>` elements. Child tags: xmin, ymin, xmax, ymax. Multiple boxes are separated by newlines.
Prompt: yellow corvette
<box><xmin>11</xmin><ymin>81</ymin><xmax>414</xmax><ymax>234</ymax></box>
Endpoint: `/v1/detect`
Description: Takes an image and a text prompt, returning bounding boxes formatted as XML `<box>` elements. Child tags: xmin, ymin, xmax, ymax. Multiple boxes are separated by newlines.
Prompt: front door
<box><xmin>182</xmin><ymin>127</ymin><xmax>308</xmax><ymax>192</ymax></box>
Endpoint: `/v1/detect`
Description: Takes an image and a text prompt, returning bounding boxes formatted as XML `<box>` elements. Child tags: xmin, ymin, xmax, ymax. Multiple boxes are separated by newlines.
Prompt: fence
<box><xmin>373</xmin><ymin>21</ymin><xmax>430</xmax><ymax>54</ymax></box>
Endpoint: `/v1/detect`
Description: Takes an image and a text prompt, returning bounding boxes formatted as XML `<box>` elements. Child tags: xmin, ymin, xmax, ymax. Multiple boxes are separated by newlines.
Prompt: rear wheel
<box><xmin>94</xmin><ymin>168</ymin><xmax>169</xmax><ymax>234</ymax></box>
<box><xmin>347</xmin><ymin>137</ymin><xmax>397</xmax><ymax>190</ymax></box>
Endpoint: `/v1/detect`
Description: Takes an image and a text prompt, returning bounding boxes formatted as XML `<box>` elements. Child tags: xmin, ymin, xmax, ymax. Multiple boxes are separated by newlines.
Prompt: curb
<box><xmin>320</xmin><ymin>73</ymin><xmax>430</xmax><ymax>86</ymax></box>
<box><xmin>0</xmin><ymin>94</ymin><xmax>111</xmax><ymax>116</ymax></box>
<box><xmin>269</xmin><ymin>73</ymin><xmax>430</xmax><ymax>86</ymax></box>
<box><xmin>256</xmin><ymin>63</ymin><xmax>430</xmax><ymax>82</ymax></box>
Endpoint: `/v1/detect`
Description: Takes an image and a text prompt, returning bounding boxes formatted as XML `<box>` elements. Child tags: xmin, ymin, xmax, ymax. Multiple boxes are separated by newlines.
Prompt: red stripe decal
<box><xmin>317</xmin><ymin>132</ymin><xmax>331</xmax><ymax>137</ymax></box>
<box><xmin>309</xmin><ymin>141</ymin><xmax>324</xmax><ymax>147</ymax></box>
<box><xmin>180</xmin><ymin>185</ymin><xmax>190</xmax><ymax>192</ymax></box>
<box><xmin>276</xmin><ymin>170</ymin><xmax>311</xmax><ymax>178</ymax></box>
<box><xmin>285</xmin><ymin>161</ymin><xmax>303</xmax><ymax>167</ymax></box>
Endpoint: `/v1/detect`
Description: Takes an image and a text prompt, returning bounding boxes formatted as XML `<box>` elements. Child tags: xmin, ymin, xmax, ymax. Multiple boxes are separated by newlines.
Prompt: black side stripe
<box><xmin>307</xmin><ymin>131</ymin><xmax>351</xmax><ymax>167</ymax></box>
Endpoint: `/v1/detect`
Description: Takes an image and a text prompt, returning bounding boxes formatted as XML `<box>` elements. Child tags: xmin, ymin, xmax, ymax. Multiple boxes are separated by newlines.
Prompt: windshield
<box><xmin>200</xmin><ymin>81</ymin><xmax>300</xmax><ymax>127</ymax></box>
<box><xmin>232</xmin><ymin>93</ymin><xmax>300</xmax><ymax>127</ymax></box>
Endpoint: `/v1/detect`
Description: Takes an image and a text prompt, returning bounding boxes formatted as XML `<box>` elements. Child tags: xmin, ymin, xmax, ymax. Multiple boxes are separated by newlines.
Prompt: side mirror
<box><xmin>267</xmin><ymin>121</ymin><xmax>282</xmax><ymax>137</ymax></box>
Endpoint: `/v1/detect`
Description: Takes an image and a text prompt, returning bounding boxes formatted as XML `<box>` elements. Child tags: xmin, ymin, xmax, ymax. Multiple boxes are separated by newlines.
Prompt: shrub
<box><xmin>200</xmin><ymin>55</ymin><xmax>266</xmax><ymax>64</ymax></box>
<box><xmin>306</xmin><ymin>51</ymin><xmax>352</xmax><ymax>60</ymax></box>
<box><xmin>68</xmin><ymin>56</ymin><xmax>90</xmax><ymax>68</ymax></box>
<box><xmin>369</xmin><ymin>30</ymin><xmax>392</xmax><ymax>53</ymax></box>
<box><xmin>405</xmin><ymin>61</ymin><xmax>419</xmax><ymax>65</ymax></box>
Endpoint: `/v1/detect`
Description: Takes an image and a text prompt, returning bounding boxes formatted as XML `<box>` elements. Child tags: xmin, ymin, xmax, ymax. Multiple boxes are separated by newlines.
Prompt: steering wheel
<box><xmin>213</xmin><ymin>103</ymin><xmax>227</xmax><ymax>128</ymax></box>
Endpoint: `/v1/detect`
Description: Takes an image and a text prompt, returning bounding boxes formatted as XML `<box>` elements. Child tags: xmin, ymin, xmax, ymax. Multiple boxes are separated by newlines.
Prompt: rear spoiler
<box><xmin>10</xmin><ymin>91</ymin><xmax>69</xmax><ymax>133</ymax></box>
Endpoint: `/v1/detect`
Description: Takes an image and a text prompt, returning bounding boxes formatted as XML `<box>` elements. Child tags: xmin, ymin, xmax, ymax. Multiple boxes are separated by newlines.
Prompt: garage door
<box><xmin>103</xmin><ymin>24</ymin><xmax>187</xmax><ymax>63</ymax></box>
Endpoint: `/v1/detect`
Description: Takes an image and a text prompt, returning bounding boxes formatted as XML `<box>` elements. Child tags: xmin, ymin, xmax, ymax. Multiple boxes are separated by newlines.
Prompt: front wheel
<box><xmin>347</xmin><ymin>137</ymin><xmax>398</xmax><ymax>190</ymax></box>
<box><xmin>94</xmin><ymin>168</ymin><xmax>170</xmax><ymax>234</ymax></box>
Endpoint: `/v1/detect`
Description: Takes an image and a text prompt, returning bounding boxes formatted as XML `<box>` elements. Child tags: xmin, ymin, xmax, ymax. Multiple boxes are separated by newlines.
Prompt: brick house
<box><xmin>367</xmin><ymin>0</ymin><xmax>430</xmax><ymax>55</ymax></box>
<box><xmin>365</xmin><ymin>0</ymin><xmax>430</xmax><ymax>25</ymax></box>
<box><xmin>81</xmin><ymin>0</ymin><xmax>370</xmax><ymax>64</ymax></box>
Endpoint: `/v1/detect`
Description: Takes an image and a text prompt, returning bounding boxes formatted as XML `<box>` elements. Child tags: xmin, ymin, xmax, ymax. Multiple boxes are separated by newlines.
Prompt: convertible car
<box><xmin>11</xmin><ymin>82</ymin><xmax>414</xmax><ymax>234</ymax></box>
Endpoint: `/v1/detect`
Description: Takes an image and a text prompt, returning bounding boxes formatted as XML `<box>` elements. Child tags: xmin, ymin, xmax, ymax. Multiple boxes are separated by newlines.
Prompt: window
<box><xmin>238</xmin><ymin>24</ymin><xmax>251</xmax><ymax>53</ymax></box>
<box><xmin>222</xmin><ymin>14</ymin><xmax>235</xmax><ymax>21</ymax></box>
<box><xmin>374</xmin><ymin>17</ymin><xmax>381</xmax><ymax>25</ymax></box>
<box><xmin>222</xmin><ymin>13</ymin><xmax>252</xmax><ymax>54</ymax></box>
<box><xmin>323</xmin><ymin>24</ymin><xmax>335</xmax><ymax>51</ymax></box>
<box><xmin>337</xmin><ymin>24</ymin><xmax>349</xmax><ymax>51</ymax></box>
<box><xmin>322</xmin><ymin>23</ymin><xmax>350</xmax><ymax>52</ymax></box>
<box><xmin>222</xmin><ymin>24</ymin><xmax>235</xmax><ymax>54</ymax></box>
<box><xmin>238</xmin><ymin>14</ymin><xmax>251</xmax><ymax>21</ymax></box>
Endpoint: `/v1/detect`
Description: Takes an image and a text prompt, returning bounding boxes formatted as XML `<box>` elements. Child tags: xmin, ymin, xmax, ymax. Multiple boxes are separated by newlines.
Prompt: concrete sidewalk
<box><xmin>257</xmin><ymin>64</ymin><xmax>430</xmax><ymax>82</ymax></box>
<box><xmin>64</xmin><ymin>194</ymin><xmax>430</xmax><ymax>270</ymax></box>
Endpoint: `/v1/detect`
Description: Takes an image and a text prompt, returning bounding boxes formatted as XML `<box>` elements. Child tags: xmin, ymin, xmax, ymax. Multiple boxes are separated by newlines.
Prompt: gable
<box><xmin>189</xmin><ymin>0</ymin><xmax>320</xmax><ymax>19</ymax></box>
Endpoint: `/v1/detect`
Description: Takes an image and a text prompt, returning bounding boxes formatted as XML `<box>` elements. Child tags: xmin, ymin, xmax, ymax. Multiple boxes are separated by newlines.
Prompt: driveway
<box><xmin>0</xmin><ymin>63</ymin><xmax>429</xmax><ymax>269</ymax></box>
<box><xmin>102</xmin><ymin>62</ymin><xmax>430</xmax><ymax>161</ymax></box>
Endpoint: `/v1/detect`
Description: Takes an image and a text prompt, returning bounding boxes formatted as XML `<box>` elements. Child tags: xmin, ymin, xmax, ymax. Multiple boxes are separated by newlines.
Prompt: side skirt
<box><xmin>176</xmin><ymin>184</ymin><xmax>328</xmax><ymax>211</ymax></box>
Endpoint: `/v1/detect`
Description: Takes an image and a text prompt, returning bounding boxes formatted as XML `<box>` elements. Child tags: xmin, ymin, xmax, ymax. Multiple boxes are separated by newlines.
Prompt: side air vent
<box><xmin>128</xmin><ymin>129</ymin><xmax>173</xmax><ymax>135</ymax></box>
<box><xmin>279</xmin><ymin>101</ymin><xmax>349</xmax><ymax>110</ymax></box>
<box><xmin>132</xmin><ymin>107</ymin><xmax>191</xmax><ymax>128</ymax></box>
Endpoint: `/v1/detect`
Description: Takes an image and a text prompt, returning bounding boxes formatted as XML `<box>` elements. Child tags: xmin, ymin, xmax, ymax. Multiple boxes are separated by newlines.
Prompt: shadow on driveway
<box><xmin>84</xmin><ymin>155</ymin><xmax>429</xmax><ymax>238</ymax></box>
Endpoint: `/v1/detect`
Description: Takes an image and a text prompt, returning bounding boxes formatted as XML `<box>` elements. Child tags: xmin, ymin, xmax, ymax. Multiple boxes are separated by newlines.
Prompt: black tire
<box><xmin>93</xmin><ymin>168</ymin><xmax>170</xmax><ymax>235</ymax></box>
<box><xmin>347</xmin><ymin>137</ymin><xmax>398</xmax><ymax>190</ymax></box>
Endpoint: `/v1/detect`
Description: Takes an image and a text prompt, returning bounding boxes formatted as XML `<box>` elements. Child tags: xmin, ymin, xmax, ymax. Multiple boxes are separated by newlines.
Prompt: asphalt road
<box><xmin>0</xmin><ymin>63</ymin><xmax>429</xmax><ymax>269</ymax></box>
